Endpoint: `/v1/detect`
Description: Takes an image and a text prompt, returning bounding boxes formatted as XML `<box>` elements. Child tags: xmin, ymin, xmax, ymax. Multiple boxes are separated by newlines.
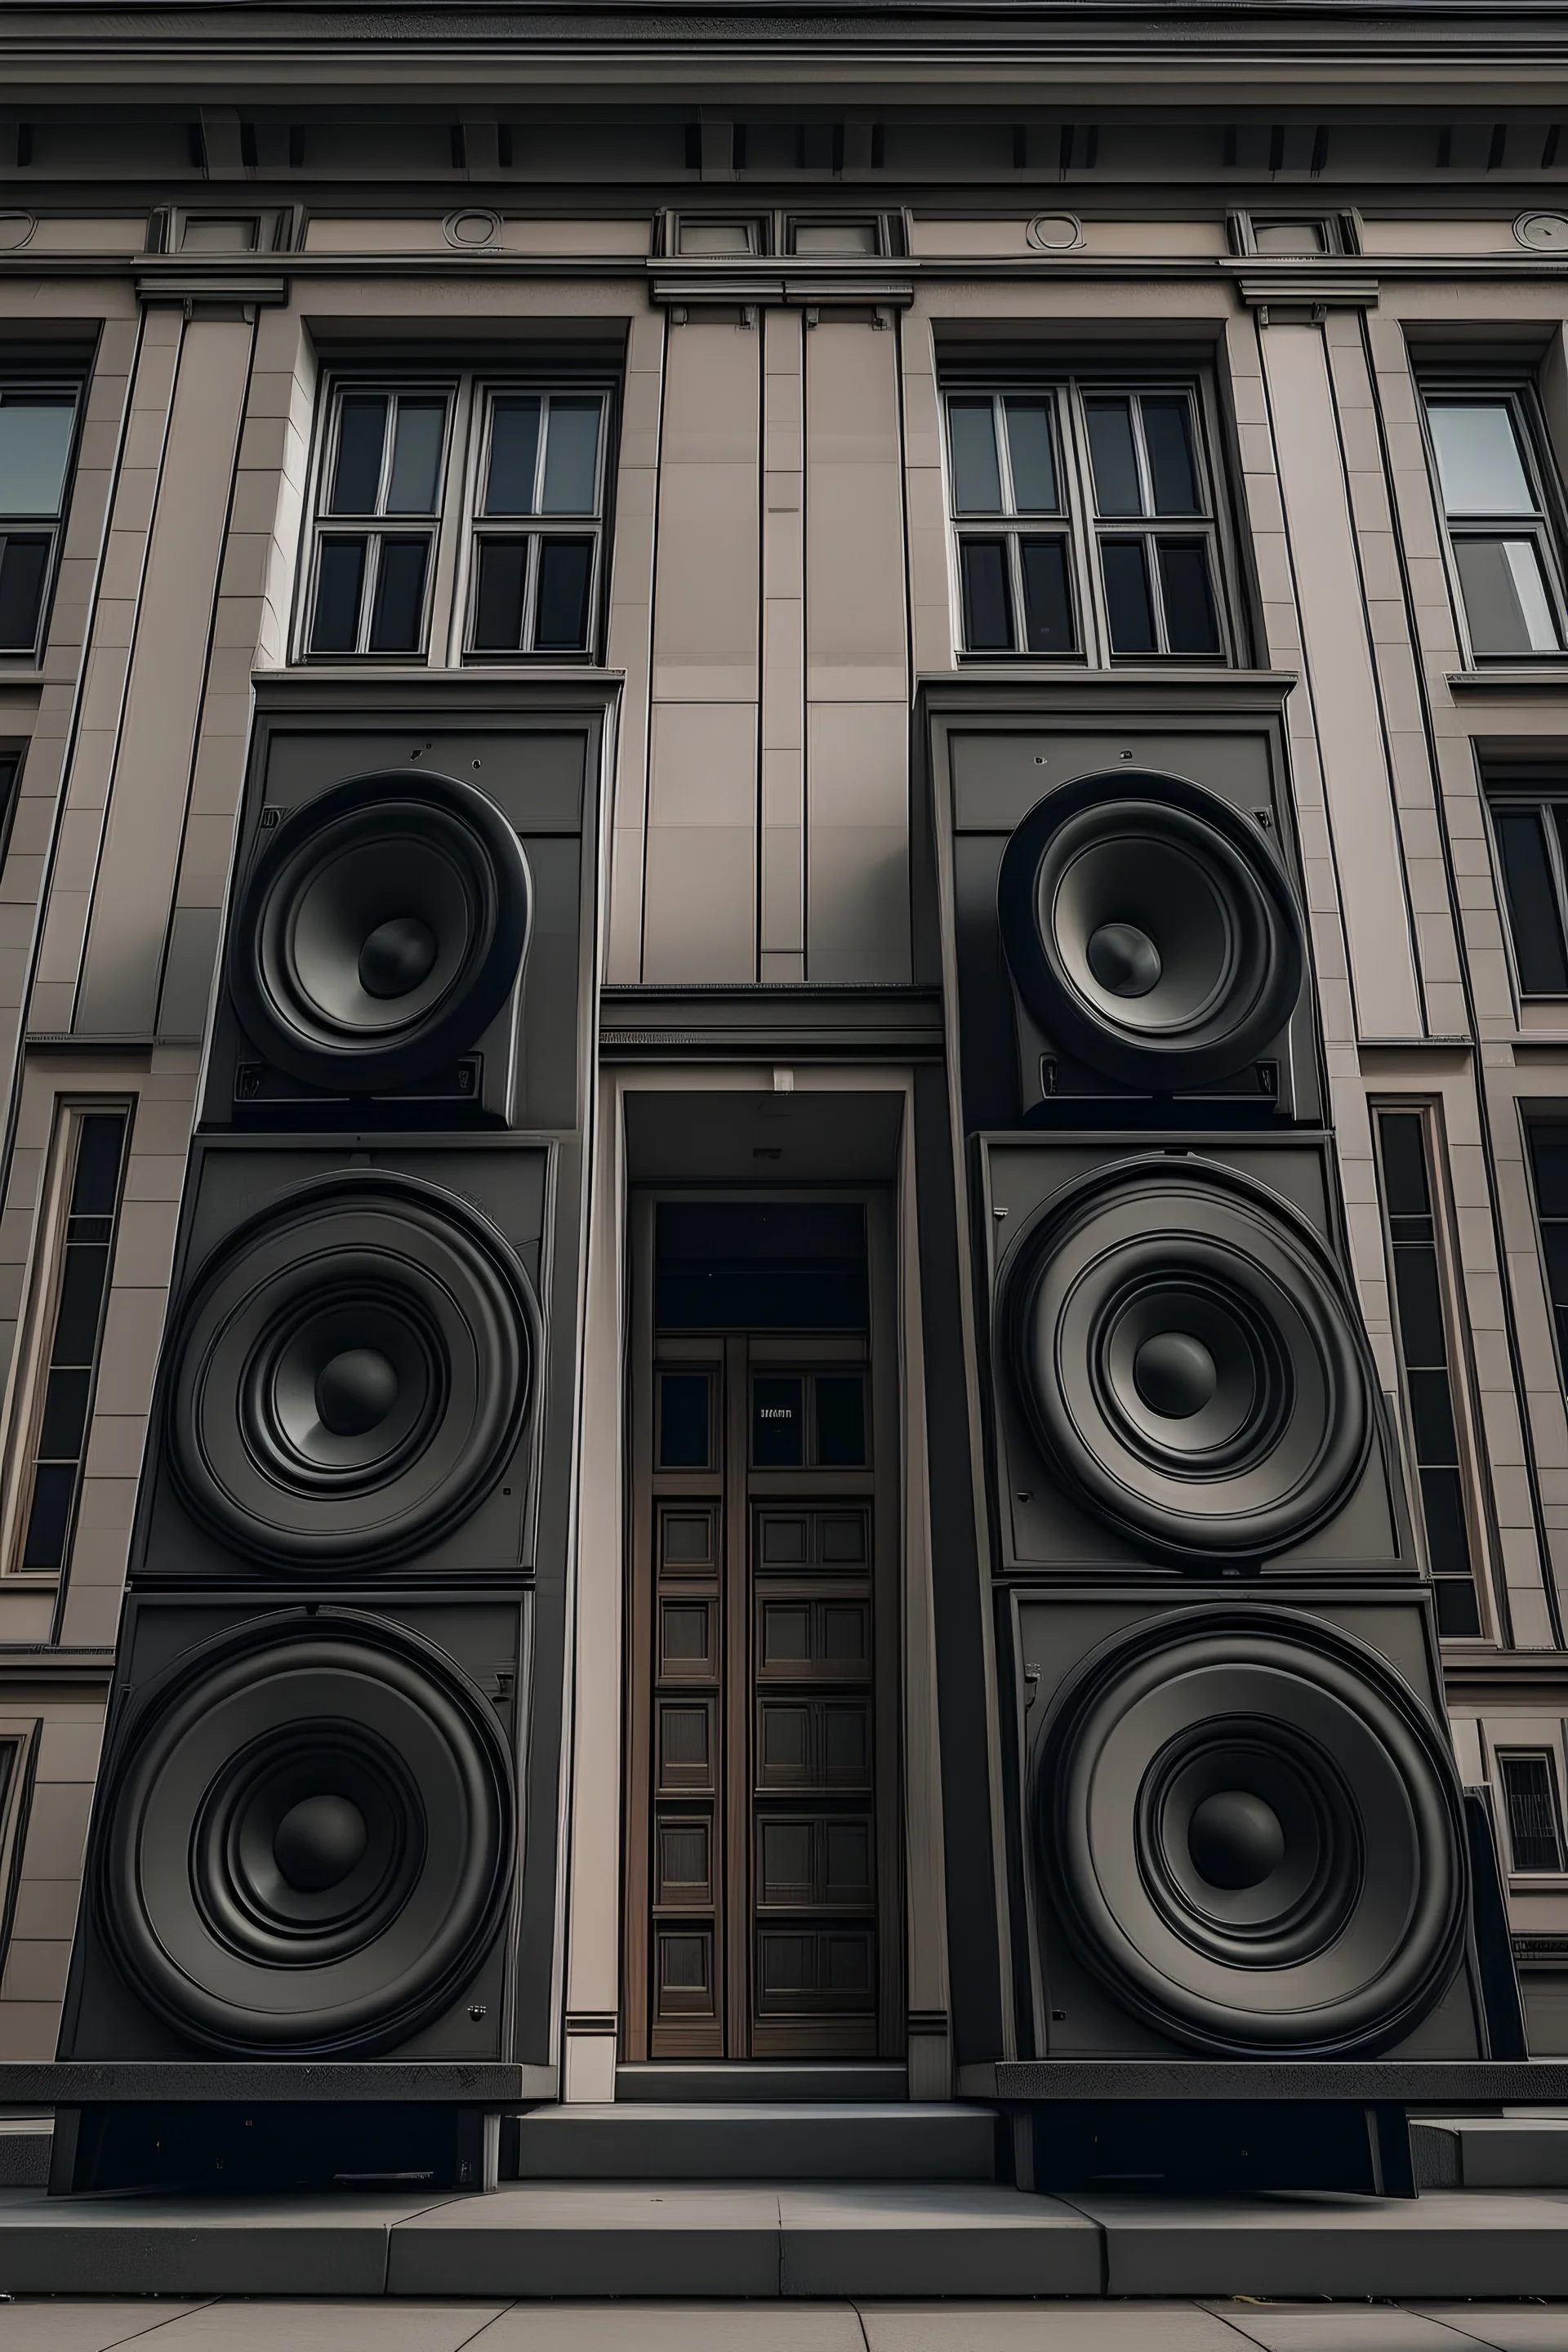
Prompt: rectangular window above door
<box><xmin>1422</xmin><ymin>385</ymin><xmax>1568</xmax><ymax>661</ymax></box>
<box><xmin>944</xmin><ymin>376</ymin><xmax>1234</xmax><ymax>664</ymax></box>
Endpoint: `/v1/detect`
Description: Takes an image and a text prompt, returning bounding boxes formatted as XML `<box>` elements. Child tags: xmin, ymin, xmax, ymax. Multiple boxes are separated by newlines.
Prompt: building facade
<box><xmin>0</xmin><ymin>0</ymin><xmax>1565</xmax><ymax>2148</ymax></box>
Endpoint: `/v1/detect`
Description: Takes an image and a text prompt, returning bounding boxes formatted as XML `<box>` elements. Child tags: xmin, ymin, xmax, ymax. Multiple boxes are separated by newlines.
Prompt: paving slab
<box><xmin>1</xmin><ymin>2305</ymin><xmax>216</xmax><ymax>2351</ymax></box>
<box><xmin>857</xmin><ymin>2302</ymin><xmax>1250</xmax><ymax>2349</ymax></box>
<box><xmin>777</xmin><ymin>2183</ymin><xmax>1102</xmax><ymax>2297</ymax></box>
<box><xmin>1066</xmin><ymin>2193</ymin><xmax>1568</xmax><ymax>2300</ymax></box>
<box><xmin>385</xmin><ymin>2184</ymin><xmax>783</xmax><ymax>2297</ymax></box>
<box><xmin>113</xmin><ymin>2301</ymin><xmax>510</xmax><ymax>2351</ymax></box>
<box><xmin>0</xmin><ymin>2191</ymin><xmax>461</xmax><ymax>2297</ymax></box>
<box><xmin>1406</xmin><ymin>2313</ymin><xmax>1568</xmax><ymax>2350</ymax></box>
<box><xmin>466</xmin><ymin>2306</ymin><xmax>867</xmax><ymax>2349</ymax></box>
<box><xmin>1205</xmin><ymin>2301</ymin><xmax>1508</xmax><ymax>2348</ymax></box>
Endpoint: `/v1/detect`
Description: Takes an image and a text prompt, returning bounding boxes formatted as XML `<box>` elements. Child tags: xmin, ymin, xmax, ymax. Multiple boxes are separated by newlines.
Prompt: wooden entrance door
<box><xmin>624</xmin><ymin>1198</ymin><xmax>902</xmax><ymax>2062</ymax></box>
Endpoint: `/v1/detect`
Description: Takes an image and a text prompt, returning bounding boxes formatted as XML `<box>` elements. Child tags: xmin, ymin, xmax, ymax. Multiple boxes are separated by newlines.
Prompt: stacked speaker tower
<box><xmin>924</xmin><ymin>697</ymin><xmax>1517</xmax><ymax>2189</ymax></box>
<box><xmin>56</xmin><ymin>693</ymin><xmax>604</xmax><ymax>2186</ymax></box>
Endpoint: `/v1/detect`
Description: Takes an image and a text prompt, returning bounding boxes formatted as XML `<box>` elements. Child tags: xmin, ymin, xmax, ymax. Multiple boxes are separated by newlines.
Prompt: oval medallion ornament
<box><xmin>1037</xmin><ymin>1608</ymin><xmax>1468</xmax><ymax>2056</ymax></box>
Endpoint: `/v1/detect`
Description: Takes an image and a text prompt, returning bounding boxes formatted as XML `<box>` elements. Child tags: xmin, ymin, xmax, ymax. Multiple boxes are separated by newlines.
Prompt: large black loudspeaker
<box><xmin>921</xmin><ymin>692</ymin><xmax>1503</xmax><ymax>2088</ymax></box>
<box><xmin>60</xmin><ymin>699</ymin><xmax>604</xmax><ymax>2095</ymax></box>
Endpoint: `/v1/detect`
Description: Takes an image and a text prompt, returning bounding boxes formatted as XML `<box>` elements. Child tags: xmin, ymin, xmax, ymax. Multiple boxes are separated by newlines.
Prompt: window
<box><xmin>1423</xmin><ymin>388</ymin><xmax>1566</xmax><ymax>658</ymax></box>
<box><xmin>302</xmin><ymin>374</ymin><xmax>609</xmax><ymax>663</ymax></box>
<box><xmin>1485</xmin><ymin>773</ymin><xmax>1568</xmax><ymax>996</ymax></box>
<box><xmin>944</xmin><ymin>381</ymin><xmax>1229</xmax><ymax>662</ymax></box>
<box><xmin>1373</xmin><ymin>1109</ymin><xmax>1483</xmax><ymax>1637</ymax></box>
<box><xmin>0</xmin><ymin>387</ymin><xmax>78</xmax><ymax>659</ymax></box>
<box><xmin>1499</xmin><ymin>1751</ymin><xmax>1567</xmax><ymax>1873</ymax></box>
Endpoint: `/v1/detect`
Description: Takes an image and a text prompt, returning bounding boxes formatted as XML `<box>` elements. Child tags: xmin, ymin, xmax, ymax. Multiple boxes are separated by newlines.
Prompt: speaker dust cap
<box><xmin>166</xmin><ymin>1170</ymin><xmax>534</xmax><ymax>1569</ymax></box>
<box><xmin>1004</xmin><ymin>1156</ymin><xmax>1371</xmax><ymax>1562</ymax></box>
<box><xmin>998</xmin><ymin>769</ymin><xmax>1303</xmax><ymax>1091</ymax></box>
<box><xmin>97</xmin><ymin>1611</ymin><xmax>513</xmax><ymax>2055</ymax></box>
<box><xmin>1037</xmin><ymin>1607</ymin><xmax>1468</xmax><ymax>2056</ymax></box>
<box><xmin>229</xmin><ymin>769</ymin><xmax>531</xmax><ymax>1093</ymax></box>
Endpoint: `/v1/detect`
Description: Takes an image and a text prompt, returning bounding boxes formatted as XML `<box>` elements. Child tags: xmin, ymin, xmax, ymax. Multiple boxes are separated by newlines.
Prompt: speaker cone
<box><xmin>166</xmin><ymin>1172</ymin><xmax>532</xmax><ymax>1568</ymax></box>
<box><xmin>1004</xmin><ymin>1156</ymin><xmax>1371</xmax><ymax>1562</ymax></box>
<box><xmin>96</xmin><ymin>1612</ymin><xmax>513</xmax><ymax>2055</ymax></box>
<box><xmin>229</xmin><ymin>770</ymin><xmax>531</xmax><ymax>1093</ymax></box>
<box><xmin>997</xmin><ymin>770</ymin><xmax>1303</xmax><ymax>1091</ymax></box>
<box><xmin>1037</xmin><ymin>1608</ymin><xmax>1468</xmax><ymax>2056</ymax></box>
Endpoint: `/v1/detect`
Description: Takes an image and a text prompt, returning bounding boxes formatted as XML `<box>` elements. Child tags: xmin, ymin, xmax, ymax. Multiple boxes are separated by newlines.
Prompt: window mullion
<box><xmin>1062</xmin><ymin>383</ymin><xmax>1108</xmax><ymax>665</ymax></box>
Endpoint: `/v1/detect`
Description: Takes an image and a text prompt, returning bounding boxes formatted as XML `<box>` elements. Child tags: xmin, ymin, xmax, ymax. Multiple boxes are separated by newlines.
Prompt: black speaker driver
<box><xmin>1004</xmin><ymin>1157</ymin><xmax>1371</xmax><ymax>1563</ymax></box>
<box><xmin>166</xmin><ymin>1172</ymin><xmax>534</xmax><ymax>1568</ymax></box>
<box><xmin>95</xmin><ymin>1612</ymin><xmax>513</xmax><ymax>2055</ymax></box>
<box><xmin>997</xmin><ymin>771</ymin><xmax>1303</xmax><ymax>1092</ymax></box>
<box><xmin>229</xmin><ymin>770</ymin><xmax>531</xmax><ymax>1094</ymax></box>
<box><xmin>1036</xmin><ymin>1607</ymin><xmax>1468</xmax><ymax>2056</ymax></box>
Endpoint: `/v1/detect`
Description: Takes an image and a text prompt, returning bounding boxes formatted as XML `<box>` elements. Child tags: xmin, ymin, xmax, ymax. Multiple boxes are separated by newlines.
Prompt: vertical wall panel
<box><xmin>804</xmin><ymin>322</ymin><xmax>911</xmax><ymax>982</ymax></box>
<box><xmin>644</xmin><ymin>318</ymin><xmax>760</xmax><ymax>981</ymax></box>
<box><xmin>75</xmin><ymin>314</ymin><xmax>254</xmax><ymax>1035</ymax></box>
<box><xmin>605</xmin><ymin>311</ymin><xmax>666</xmax><ymax>984</ymax></box>
<box><xmin>761</xmin><ymin>309</ymin><xmax>805</xmax><ymax>981</ymax></box>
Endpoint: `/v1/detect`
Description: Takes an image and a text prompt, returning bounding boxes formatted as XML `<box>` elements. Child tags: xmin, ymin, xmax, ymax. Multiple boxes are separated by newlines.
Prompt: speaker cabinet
<box><xmin>132</xmin><ymin>1136</ymin><xmax>549</xmax><ymax>1584</ymax></box>
<box><xmin>203</xmin><ymin>715</ymin><xmax>598</xmax><ymax>1130</ymax></box>
<box><xmin>60</xmin><ymin>1594</ymin><xmax>523</xmax><ymax>2060</ymax></box>
<box><xmin>934</xmin><ymin>715</ymin><xmax>1321</xmax><ymax>1129</ymax></box>
<box><xmin>980</xmin><ymin>1132</ymin><xmax>1411</xmax><ymax>1577</ymax></box>
<box><xmin>1004</xmin><ymin>1585</ymin><xmax>1486</xmax><ymax>2061</ymax></box>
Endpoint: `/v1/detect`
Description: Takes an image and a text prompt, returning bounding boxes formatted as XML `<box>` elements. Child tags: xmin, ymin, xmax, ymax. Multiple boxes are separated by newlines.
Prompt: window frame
<box><xmin>297</xmin><ymin>365</ymin><xmax>616</xmax><ymax>668</ymax></box>
<box><xmin>0</xmin><ymin>1098</ymin><xmax>133</xmax><ymax>1584</ymax></box>
<box><xmin>0</xmin><ymin>376</ymin><xmax>85</xmax><ymax>666</ymax></box>
<box><xmin>940</xmin><ymin>366</ymin><xmax>1241</xmax><ymax>668</ymax></box>
<box><xmin>1419</xmin><ymin>375</ymin><xmax>1568</xmax><ymax>666</ymax></box>
<box><xmin>1496</xmin><ymin>1745</ymin><xmax>1568</xmax><ymax>1878</ymax></box>
<box><xmin>1482</xmin><ymin>767</ymin><xmax>1568</xmax><ymax>1008</ymax></box>
<box><xmin>1370</xmin><ymin>1096</ymin><xmax>1496</xmax><ymax>1644</ymax></box>
<box><xmin>457</xmin><ymin>385</ymin><xmax>613</xmax><ymax>663</ymax></box>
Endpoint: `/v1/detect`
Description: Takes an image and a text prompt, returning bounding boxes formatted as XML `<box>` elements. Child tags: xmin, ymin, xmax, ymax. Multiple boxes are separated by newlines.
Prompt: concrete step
<box><xmin>1412</xmin><ymin>2111</ymin><xmax>1568</xmax><ymax>2187</ymax></box>
<box><xmin>506</xmin><ymin>2103</ymin><xmax>999</xmax><ymax>2181</ymax></box>
<box><xmin>614</xmin><ymin>2061</ymin><xmax>908</xmax><ymax>2103</ymax></box>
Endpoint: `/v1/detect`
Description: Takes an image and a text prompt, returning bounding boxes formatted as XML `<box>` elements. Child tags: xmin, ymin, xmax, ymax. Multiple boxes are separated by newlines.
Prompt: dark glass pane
<box><xmin>541</xmin><ymin>400</ymin><xmax>602</xmax><ymax>514</ymax></box>
<box><xmin>368</xmin><ymin>537</ymin><xmax>429</xmax><ymax>653</ymax></box>
<box><xmin>959</xmin><ymin>538</ymin><xmax>1012</xmax><ymax>652</ymax></box>
<box><xmin>385</xmin><ymin>399</ymin><xmax>445</xmax><ymax>514</ymax></box>
<box><xmin>329</xmin><ymin>394</ymin><xmax>388</xmax><ymax>514</ymax></box>
<box><xmin>754</xmin><ymin>1376</ymin><xmax>805</xmax><ymax>1468</ymax></box>
<box><xmin>71</xmin><ymin>1115</ymin><xmax>125</xmax><ymax>1218</ymax></box>
<box><xmin>657</xmin><ymin>1202</ymin><xmax>868</xmax><ymax>1330</ymax></box>
<box><xmin>658</xmin><ymin>1373</ymin><xmax>710</xmax><ymax>1469</ymax></box>
<box><xmin>1495</xmin><ymin>810</ymin><xmax>1568</xmax><ymax>993</ymax></box>
<box><xmin>1392</xmin><ymin>1246</ymin><xmax>1449</xmax><ymax>1372</ymax></box>
<box><xmin>21</xmin><ymin>1463</ymin><xmax>75</xmax><ymax>1569</ymax></box>
<box><xmin>815</xmin><ymin>1376</ymin><xmax>866</xmax><ymax>1468</ymax></box>
<box><xmin>473</xmin><ymin>537</ymin><xmax>529</xmax><ymax>651</ymax></box>
<box><xmin>1530</xmin><ymin>1124</ymin><xmax>1568</xmax><ymax>1219</ymax></box>
<box><xmin>535</xmin><ymin>537</ymin><xmax>595</xmax><ymax>650</ymax></box>
<box><xmin>1019</xmin><ymin>537</ymin><xmax>1074</xmax><ymax>654</ymax></box>
<box><xmin>1156</xmin><ymin>540</ymin><xmax>1220</xmax><ymax>654</ymax></box>
<box><xmin>1378</xmin><ymin>1112</ymin><xmax>1432</xmax><ymax>1219</ymax></box>
<box><xmin>1086</xmin><ymin>399</ymin><xmax>1143</xmax><ymax>514</ymax></box>
<box><xmin>1003</xmin><ymin>400</ymin><xmax>1058</xmax><ymax>511</ymax></box>
<box><xmin>485</xmin><ymin>398</ymin><xmax>542</xmax><ymax>515</ymax></box>
<box><xmin>949</xmin><ymin>401</ymin><xmax>1003</xmax><ymax>513</ymax></box>
<box><xmin>1144</xmin><ymin>396</ymin><xmax>1201</xmax><ymax>514</ymax></box>
<box><xmin>1419</xmin><ymin>1467</ymin><xmax>1472</xmax><ymax>1575</ymax></box>
<box><xmin>38</xmin><ymin>1365</ymin><xmax>91</xmax><ymax>1463</ymax></box>
<box><xmin>0</xmin><ymin>535</ymin><xmax>49</xmax><ymax>651</ymax></box>
<box><xmin>1435</xmin><ymin>1576</ymin><xmax>1482</xmax><ymax>1638</ymax></box>
<box><xmin>51</xmin><ymin>1244</ymin><xmax>111</xmax><ymax>1366</ymax></box>
<box><xmin>1102</xmin><ymin>539</ymin><xmax>1156</xmax><ymax>653</ymax></box>
<box><xmin>1455</xmin><ymin>536</ymin><xmax>1561</xmax><ymax>656</ymax></box>
<box><xmin>310</xmin><ymin>537</ymin><xmax>366</xmax><ymax>653</ymax></box>
<box><xmin>1503</xmin><ymin>1756</ymin><xmax>1564</xmax><ymax>1871</ymax></box>
<box><xmin>1408</xmin><ymin>1366</ymin><xmax>1459</xmax><ymax>1465</ymax></box>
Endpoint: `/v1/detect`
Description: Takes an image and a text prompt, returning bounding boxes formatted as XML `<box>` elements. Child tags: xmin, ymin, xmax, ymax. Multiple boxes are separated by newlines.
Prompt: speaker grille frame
<box><xmin>227</xmin><ymin>768</ymin><xmax>532</xmax><ymax>1096</ymax></box>
<box><xmin>1032</xmin><ymin>1604</ymin><xmax>1470</xmax><ymax>2059</ymax></box>
<box><xmin>997</xmin><ymin>768</ymin><xmax>1305</xmax><ymax>1094</ymax></box>
<box><xmin>91</xmin><ymin>1608</ymin><xmax>515</xmax><ymax>2058</ymax></box>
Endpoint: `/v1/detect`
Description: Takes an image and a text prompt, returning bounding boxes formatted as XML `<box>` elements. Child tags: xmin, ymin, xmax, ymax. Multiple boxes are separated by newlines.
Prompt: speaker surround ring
<box><xmin>96</xmin><ymin>1612</ymin><xmax>514</xmax><ymax>2055</ymax></box>
<box><xmin>229</xmin><ymin>769</ymin><xmax>531</xmax><ymax>1094</ymax></box>
<box><xmin>997</xmin><ymin>770</ymin><xmax>1303</xmax><ymax>1091</ymax></box>
<box><xmin>166</xmin><ymin>1171</ymin><xmax>533</xmax><ymax>1568</ymax></box>
<box><xmin>1004</xmin><ymin>1156</ymin><xmax>1371</xmax><ymax>1561</ymax></box>
<box><xmin>1036</xmin><ymin>1607</ymin><xmax>1468</xmax><ymax>2056</ymax></box>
